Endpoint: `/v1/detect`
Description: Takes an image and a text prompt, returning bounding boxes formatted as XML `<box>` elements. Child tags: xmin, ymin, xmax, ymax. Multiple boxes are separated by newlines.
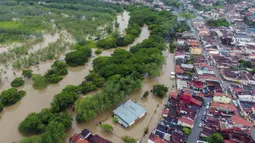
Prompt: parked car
<box><xmin>199</xmin><ymin>123</ymin><xmax>202</xmax><ymax>127</ymax></box>
<box><xmin>206</xmin><ymin>105</ymin><xmax>209</xmax><ymax>109</ymax></box>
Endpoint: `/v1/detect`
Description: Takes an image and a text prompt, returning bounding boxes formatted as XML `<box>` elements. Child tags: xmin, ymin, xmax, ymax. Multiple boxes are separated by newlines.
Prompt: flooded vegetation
<box><xmin>0</xmin><ymin>1</ymin><xmax>177</xmax><ymax>143</ymax></box>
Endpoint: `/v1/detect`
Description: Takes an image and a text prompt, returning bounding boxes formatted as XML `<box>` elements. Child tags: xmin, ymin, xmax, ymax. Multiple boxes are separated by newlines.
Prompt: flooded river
<box><xmin>0</xmin><ymin>11</ymin><xmax>174</xmax><ymax>143</ymax></box>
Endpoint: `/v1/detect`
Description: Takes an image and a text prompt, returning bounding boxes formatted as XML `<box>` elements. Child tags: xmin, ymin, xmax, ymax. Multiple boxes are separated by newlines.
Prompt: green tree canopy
<box><xmin>151</xmin><ymin>84</ymin><xmax>168</xmax><ymax>98</ymax></box>
<box><xmin>0</xmin><ymin>88</ymin><xmax>26</xmax><ymax>106</ymax></box>
<box><xmin>11</xmin><ymin>77</ymin><xmax>25</xmax><ymax>87</ymax></box>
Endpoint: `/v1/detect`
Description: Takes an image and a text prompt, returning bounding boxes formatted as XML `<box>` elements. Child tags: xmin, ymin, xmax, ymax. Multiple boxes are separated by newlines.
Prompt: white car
<box><xmin>199</xmin><ymin>123</ymin><xmax>202</xmax><ymax>127</ymax></box>
<box><xmin>206</xmin><ymin>105</ymin><xmax>209</xmax><ymax>109</ymax></box>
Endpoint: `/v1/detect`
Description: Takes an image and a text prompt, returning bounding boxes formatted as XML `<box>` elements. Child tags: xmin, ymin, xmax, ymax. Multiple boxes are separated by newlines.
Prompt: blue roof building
<box><xmin>113</xmin><ymin>100</ymin><xmax>147</xmax><ymax>128</ymax></box>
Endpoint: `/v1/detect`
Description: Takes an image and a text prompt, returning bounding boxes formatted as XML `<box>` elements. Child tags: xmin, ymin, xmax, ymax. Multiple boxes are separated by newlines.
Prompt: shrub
<box><xmin>122</xmin><ymin>136</ymin><xmax>137</xmax><ymax>143</ymax></box>
<box><xmin>0</xmin><ymin>102</ymin><xmax>4</xmax><ymax>113</ymax></box>
<box><xmin>22</xmin><ymin>69</ymin><xmax>33</xmax><ymax>78</ymax></box>
<box><xmin>99</xmin><ymin>124</ymin><xmax>113</xmax><ymax>132</ymax></box>
<box><xmin>11</xmin><ymin>77</ymin><xmax>25</xmax><ymax>87</ymax></box>
<box><xmin>95</xmin><ymin>49</ymin><xmax>102</xmax><ymax>55</ymax></box>
<box><xmin>32</xmin><ymin>74</ymin><xmax>48</xmax><ymax>90</ymax></box>
<box><xmin>113</xmin><ymin>116</ymin><xmax>118</xmax><ymax>123</ymax></box>
<box><xmin>183</xmin><ymin>127</ymin><xmax>191</xmax><ymax>135</ymax></box>
<box><xmin>151</xmin><ymin>84</ymin><xmax>168</xmax><ymax>98</ymax></box>
<box><xmin>143</xmin><ymin>91</ymin><xmax>149</xmax><ymax>97</ymax></box>
<box><xmin>144</xmin><ymin>126</ymin><xmax>149</xmax><ymax>134</ymax></box>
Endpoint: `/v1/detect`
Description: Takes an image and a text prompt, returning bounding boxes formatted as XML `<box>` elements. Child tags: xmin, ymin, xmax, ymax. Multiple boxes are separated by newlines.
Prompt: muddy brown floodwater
<box><xmin>0</xmin><ymin>11</ymin><xmax>156</xmax><ymax>143</ymax></box>
<box><xmin>0</xmin><ymin>10</ymin><xmax>175</xmax><ymax>143</ymax></box>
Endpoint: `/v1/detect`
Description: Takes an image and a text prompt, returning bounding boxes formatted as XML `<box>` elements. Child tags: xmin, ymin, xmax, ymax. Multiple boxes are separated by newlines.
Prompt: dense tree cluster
<box><xmin>97</xmin><ymin>6</ymin><xmax>176</xmax><ymax>49</ymax></box>
<box><xmin>32</xmin><ymin>61</ymin><xmax>68</xmax><ymax>89</ymax></box>
<box><xmin>19</xmin><ymin>109</ymin><xmax>72</xmax><ymax>143</ymax></box>
<box><xmin>11</xmin><ymin>77</ymin><xmax>25</xmax><ymax>87</ymax></box>
<box><xmin>65</xmin><ymin>45</ymin><xmax>92</xmax><ymax>67</ymax></box>
<box><xmin>75</xmin><ymin>6</ymin><xmax>175</xmax><ymax>122</ymax></box>
<box><xmin>0</xmin><ymin>88</ymin><xmax>26</xmax><ymax>106</ymax></box>
<box><xmin>207</xmin><ymin>19</ymin><xmax>231</xmax><ymax>27</ymax></box>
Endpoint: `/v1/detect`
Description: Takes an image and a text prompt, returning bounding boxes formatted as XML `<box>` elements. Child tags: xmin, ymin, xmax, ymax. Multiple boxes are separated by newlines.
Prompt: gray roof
<box><xmin>113</xmin><ymin>100</ymin><xmax>146</xmax><ymax>127</ymax></box>
<box><xmin>181</xmin><ymin>64</ymin><xmax>194</xmax><ymax>69</ymax></box>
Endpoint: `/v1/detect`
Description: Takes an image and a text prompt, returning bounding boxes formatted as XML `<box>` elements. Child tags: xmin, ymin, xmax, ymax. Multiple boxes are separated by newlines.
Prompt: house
<box><xmin>178</xmin><ymin>117</ymin><xmax>194</xmax><ymax>128</ymax></box>
<box><xmin>88</xmin><ymin>134</ymin><xmax>112</xmax><ymax>143</ymax></box>
<box><xmin>177</xmin><ymin>79</ymin><xmax>188</xmax><ymax>90</ymax></box>
<box><xmin>70</xmin><ymin>129</ymin><xmax>111</xmax><ymax>143</ymax></box>
<box><xmin>181</xmin><ymin>64</ymin><xmax>194</xmax><ymax>70</ymax></box>
<box><xmin>148</xmin><ymin>133</ymin><xmax>168</xmax><ymax>143</ymax></box>
<box><xmin>113</xmin><ymin>100</ymin><xmax>146</xmax><ymax>128</ymax></box>
<box><xmin>210</xmin><ymin>103</ymin><xmax>237</xmax><ymax>113</ymax></box>
<box><xmin>213</xmin><ymin>93</ymin><xmax>232</xmax><ymax>104</ymax></box>
<box><xmin>231</xmin><ymin>115</ymin><xmax>253</xmax><ymax>129</ymax></box>
<box><xmin>190</xmin><ymin>47</ymin><xmax>202</xmax><ymax>55</ymax></box>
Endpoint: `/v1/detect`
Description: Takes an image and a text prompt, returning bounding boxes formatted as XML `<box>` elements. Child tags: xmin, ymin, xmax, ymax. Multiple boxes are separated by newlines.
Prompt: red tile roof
<box><xmin>192</xmin><ymin>80</ymin><xmax>203</xmax><ymax>89</ymax></box>
<box><xmin>169</xmin><ymin>91</ymin><xmax>178</xmax><ymax>99</ymax></box>
<box><xmin>224</xmin><ymin>140</ymin><xmax>235</xmax><ymax>143</ymax></box>
<box><xmin>175</xmin><ymin>65</ymin><xmax>184</xmax><ymax>74</ymax></box>
<box><xmin>214</xmin><ymin>92</ymin><xmax>232</xmax><ymax>98</ymax></box>
<box><xmin>178</xmin><ymin>117</ymin><xmax>194</xmax><ymax>126</ymax></box>
<box><xmin>149</xmin><ymin>133</ymin><xmax>168</xmax><ymax>143</ymax></box>
<box><xmin>210</xmin><ymin>103</ymin><xmax>237</xmax><ymax>112</ymax></box>
<box><xmin>231</xmin><ymin>115</ymin><xmax>253</xmax><ymax>127</ymax></box>
<box><xmin>199</xmin><ymin>75</ymin><xmax>219</xmax><ymax>81</ymax></box>
<box><xmin>76</xmin><ymin>139</ymin><xmax>89</xmax><ymax>143</ymax></box>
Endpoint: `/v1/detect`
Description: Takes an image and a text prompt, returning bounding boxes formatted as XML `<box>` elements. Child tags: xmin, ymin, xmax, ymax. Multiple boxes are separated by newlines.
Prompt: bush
<box><xmin>143</xmin><ymin>91</ymin><xmax>149</xmax><ymax>97</ymax></box>
<box><xmin>113</xmin><ymin>116</ymin><xmax>118</xmax><ymax>123</ymax></box>
<box><xmin>144</xmin><ymin>126</ymin><xmax>149</xmax><ymax>134</ymax></box>
<box><xmin>0</xmin><ymin>102</ymin><xmax>4</xmax><ymax>113</ymax></box>
<box><xmin>183</xmin><ymin>127</ymin><xmax>191</xmax><ymax>135</ymax></box>
<box><xmin>151</xmin><ymin>84</ymin><xmax>168</xmax><ymax>98</ymax></box>
<box><xmin>22</xmin><ymin>69</ymin><xmax>33</xmax><ymax>78</ymax></box>
<box><xmin>0</xmin><ymin>88</ymin><xmax>26</xmax><ymax>106</ymax></box>
<box><xmin>122</xmin><ymin>136</ymin><xmax>137</xmax><ymax>143</ymax></box>
<box><xmin>95</xmin><ymin>49</ymin><xmax>102</xmax><ymax>55</ymax></box>
<box><xmin>11</xmin><ymin>77</ymin><xmax>25</xmax><ymax>87</ymax></box>
<box><xmin>169</xmin><ymin>42</ymin><xmax>176</xmax><ymax>53</ymax></box>
<box><xmin>99</xmin><ymin>124</ymin><xmax>113</xmax><ymax>132</ymax></box>
<box><xmin>32</xmin><ymin>74</ymin><xmax>48</xmax><ymax>90</ymax></box>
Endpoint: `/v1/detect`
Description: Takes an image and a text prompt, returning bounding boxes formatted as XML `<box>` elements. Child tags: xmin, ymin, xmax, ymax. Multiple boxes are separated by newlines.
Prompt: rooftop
<box><xmin>113</xmin><ymin>100</ymin><xmax>146</xmax><ymax>127</ymax></box>
<box><xmin>210</xmin><ymin>103</ymin><xmax>237</xmax><ymax>112</ymax></box>
<box><xmin>178</xmin><ymin>117</ymin><xmax>194</xmax><ymax>126</ymax></box>
<box><xmin>231</xmin><ymin>115</ymin><xmax>253</xmax><ymax>127</ymax></box>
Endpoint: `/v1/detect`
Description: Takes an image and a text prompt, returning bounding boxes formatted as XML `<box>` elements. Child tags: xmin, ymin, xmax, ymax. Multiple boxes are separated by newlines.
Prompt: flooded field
<box><xmin>117</xmin><ymin>11</ymin><xmax>130</xmax><ymax>35</ymax></box>
<box><xmin>68</xmin><ymin>51</ymin><xmax>175</xmax><ymax>143</ymax></box>
<box><xmin>0</xmin><ymin>9</ymin><xmax>175</xmax><ymax>142</ymax></box>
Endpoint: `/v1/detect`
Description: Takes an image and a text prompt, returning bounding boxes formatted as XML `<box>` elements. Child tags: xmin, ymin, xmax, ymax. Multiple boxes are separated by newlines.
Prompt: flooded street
<box><xmin>0</xmin><ymin>10</ymin><xmax>174</xmax><ymax>143</ymax></box>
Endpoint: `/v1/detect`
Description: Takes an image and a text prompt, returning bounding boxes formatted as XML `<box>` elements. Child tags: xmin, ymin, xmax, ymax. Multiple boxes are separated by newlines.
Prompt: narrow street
<box><xmin>187</xmin><ymin>97</ymin><xmax>212</xmax><ymax>143</ymax></box>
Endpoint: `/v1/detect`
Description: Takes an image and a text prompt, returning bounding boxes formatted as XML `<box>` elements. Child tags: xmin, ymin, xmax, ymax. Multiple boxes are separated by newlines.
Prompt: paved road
<box><xmin>187</xmin><ymin>97</ymin><xmax>212</xmax><ymax>143</ymax></box>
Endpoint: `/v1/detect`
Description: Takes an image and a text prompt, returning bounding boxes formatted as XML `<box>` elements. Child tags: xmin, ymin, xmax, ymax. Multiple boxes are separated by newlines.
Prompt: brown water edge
<box><xmin>0</xmin><ymin>15</ymin><xmax>150</xmax><ymax>143</ymax></box>
<box><xmin>66</xmin><ymin>51</ymin><xmax>175</xmax><ymax>143</ymax></box>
